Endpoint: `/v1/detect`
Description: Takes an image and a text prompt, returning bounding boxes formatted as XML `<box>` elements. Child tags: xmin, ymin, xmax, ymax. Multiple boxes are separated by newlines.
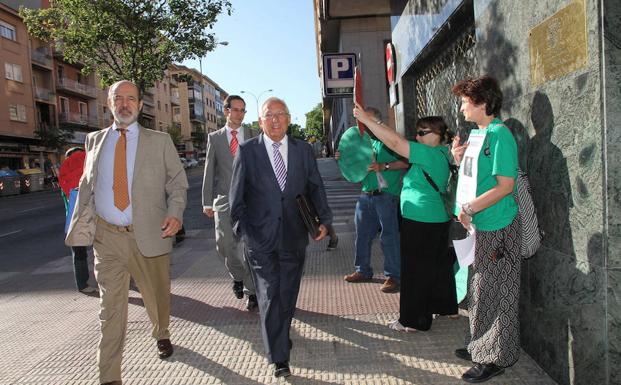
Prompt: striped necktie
<box><xmin>113</xmin><ymin>128</ymin><xmax>129</xmax><ymax>210</ymax></box>
<box><xmin>230</xmin><ymin>129</ymin><xmax>238</xmax><ymax>156</ymax></box>
<box><xmin>272</xmin><ymin>141</ymin><xmax>286</xmax><ymax>191</ymax></box>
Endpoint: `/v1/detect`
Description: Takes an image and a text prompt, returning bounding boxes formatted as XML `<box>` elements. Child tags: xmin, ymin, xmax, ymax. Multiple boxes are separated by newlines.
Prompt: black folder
<box><xmin>296</xmin><ymin>195</ymin><xmax>321</xmax><ymax>238</ymax></box>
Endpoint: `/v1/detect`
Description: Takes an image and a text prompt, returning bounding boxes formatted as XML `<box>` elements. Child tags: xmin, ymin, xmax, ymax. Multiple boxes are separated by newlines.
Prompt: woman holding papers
<box><xmin>450</xmin><ymin>75</ymin><xmax>520</xmax><ymax>384</ymax></box>
<box><xmin>353</xmin><ymin>104</ymin><xmax>457</xmax><ymax>332</ymax></box>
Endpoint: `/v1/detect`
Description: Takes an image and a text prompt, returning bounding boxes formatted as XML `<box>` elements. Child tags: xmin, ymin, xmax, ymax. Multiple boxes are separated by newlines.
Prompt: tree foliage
<box><xmin>288</xmin><ymin>123</ymin><xmax>304</xmax><ymax>140</ymax></box>
<box><xmin>167</xmin><ymin>125</ymin><xmax>183</xmax><ymax>146</ymax></box>
<box><xmin>20</xmin><ymin>0</ymin><xmax>232</xmax><ymax>91</ymax></box>
<box><xmin>35</xmin><ymin>126</ymin><xmax>74</xmax><ymax>151</ymax></box>
<box><xmin>304</xmin><ymin>103</ymin><xmax>324</xmax><ymax>142</ymax></box>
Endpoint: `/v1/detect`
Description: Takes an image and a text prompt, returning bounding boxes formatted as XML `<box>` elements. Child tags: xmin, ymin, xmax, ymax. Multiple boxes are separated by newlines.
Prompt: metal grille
<box><xmin>414</xmin><ymin>28</ymin><xmax>477</xmax><ymax>135</ymax></box>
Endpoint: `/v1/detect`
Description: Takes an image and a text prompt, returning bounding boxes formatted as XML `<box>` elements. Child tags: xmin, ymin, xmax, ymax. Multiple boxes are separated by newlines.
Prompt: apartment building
<box><xmin>0</xmin><ymin>2</ymin><xmax>227</xmax><ymax>174</ymax></box>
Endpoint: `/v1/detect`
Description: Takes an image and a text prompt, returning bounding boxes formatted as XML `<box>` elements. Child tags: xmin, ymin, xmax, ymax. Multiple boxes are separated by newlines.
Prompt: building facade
<box><xmin>315</xmin><ymin>0</ymin><xmax>620</xmax><ymax>384</ymax></box>
<box><xmin>0</xmin><ymin>2</ymin><xmax>226</xmax><ymax>174</ymax></box>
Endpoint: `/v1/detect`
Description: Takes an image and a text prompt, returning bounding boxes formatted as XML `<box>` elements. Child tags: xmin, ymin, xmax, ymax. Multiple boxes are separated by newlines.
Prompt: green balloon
<box><xmin>337</xmin><ymin>126</ymin><xmax>373</xmax><ymax>182</ymax></box>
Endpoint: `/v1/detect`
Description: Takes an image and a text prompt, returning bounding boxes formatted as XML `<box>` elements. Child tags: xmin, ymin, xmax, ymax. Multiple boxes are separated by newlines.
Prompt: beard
<box><xmin>113</xmin><ymin>108</ymin><xmax>139</xmax><ymax>126</ymax></box>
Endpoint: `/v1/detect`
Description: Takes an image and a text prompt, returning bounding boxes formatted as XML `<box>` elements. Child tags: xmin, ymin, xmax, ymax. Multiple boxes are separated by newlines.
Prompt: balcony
<box><xmin>169</xmin><ymin>77</ymin><xmax>178</xmax><ymax>87</ymax></box>
<box><xmin>170</xmin><ymin>93</ymin><xmax>180</xmax><ymax>105</ymax></box>
<box><xmin>141</xmin><ymin>104</ymin><xmax>155</xmax><ymax>116</ymax></box>
<box><xmin>142</xmin><ymin>93</ymin><xmax>155</xmax><ymax>106</ymax></box>
<box><xmin>173</xmin><ymin>114</ymin><xmax>181</xmax><ymax>123</ymax></box>
<box><xmin>31</xmin><ymin>48</ymin><xmax>53</xmax><ymax>69</ymax></box>
<box><xmin>34</xmin><ymin>86</ymin><xmax>55</xmax><ymax>104</ymax></box>
<box><xmin>59</xmin><ymin>112</ymin><xmax>99</xmax><ymax>127</ymax></box>
<box><xmin>56</xmin><ymin>77</ymin><xmax>97</xmax><ymax>98</ymax></box>
<box><xmin>190</xmin><ymin>112</ymin><xmax>206</xmax><ymax>123</ymax></box>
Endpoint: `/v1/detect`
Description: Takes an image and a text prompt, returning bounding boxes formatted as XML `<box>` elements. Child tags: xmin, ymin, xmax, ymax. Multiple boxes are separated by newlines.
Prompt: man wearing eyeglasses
<box><xmin>230</xmin><ymin>97</ymin><xmax>332</xmax><ymax>378</ymax></box>
<box><xmin>202</xmin><ymin>95</ymin><xmax>258</xmax><ymax>310</ymax></box>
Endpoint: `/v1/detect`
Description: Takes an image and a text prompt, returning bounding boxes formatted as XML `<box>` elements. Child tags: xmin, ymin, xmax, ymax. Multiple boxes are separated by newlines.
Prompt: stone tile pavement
<box><xmin>0</xmin><ymin>158</ymin><xmax>558</xmax><ymax>385</ymax></box>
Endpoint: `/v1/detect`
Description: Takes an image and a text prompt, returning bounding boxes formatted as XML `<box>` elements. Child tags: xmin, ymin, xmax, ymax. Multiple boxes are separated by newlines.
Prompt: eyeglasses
<box><xmin>416</xmin><ymin>129</ymin><xmax>433</xmax><ymax>136</ymax></box>
<box><xmin>263</xmin><ymin>111</ymin><xmax>289</xmax><ymax>119</ymax></box>
<box><xmin>227</xmin><ymin>107</ymin><xmax>247</xmax><ymax>113</ymax></box>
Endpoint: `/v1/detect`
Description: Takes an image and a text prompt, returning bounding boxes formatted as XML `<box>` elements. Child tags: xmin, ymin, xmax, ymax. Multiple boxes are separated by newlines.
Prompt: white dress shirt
<box><xmin>95</xmin><ymin>122</ymin><xmax>139</xmax><ymax>226</ymax></box>
<box><xmin>262</xmin><ymin>133</ymin><xmax>288</xmax><ymax>174</ymax></box>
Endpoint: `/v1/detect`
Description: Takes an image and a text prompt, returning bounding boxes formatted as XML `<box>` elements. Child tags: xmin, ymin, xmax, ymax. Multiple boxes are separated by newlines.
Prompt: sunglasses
<box><xmin>416</xmin><ymin>129</ymin><xmax>433</xmax><ymax>136</ymax></box>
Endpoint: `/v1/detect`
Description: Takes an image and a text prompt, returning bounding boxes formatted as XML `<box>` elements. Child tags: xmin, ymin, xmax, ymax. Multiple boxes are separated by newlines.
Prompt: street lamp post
<box><xmin>240</xmin><ymin>89</ymin><xmax>273</xmax><ymax>123</ymax></box>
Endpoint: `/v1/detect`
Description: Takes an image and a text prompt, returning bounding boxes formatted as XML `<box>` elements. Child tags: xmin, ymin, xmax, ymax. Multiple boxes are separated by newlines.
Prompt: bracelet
<box><xmin>461</xmin><ymin>202</ymin><xmax>476</xmax><ymax>216</ymax></box>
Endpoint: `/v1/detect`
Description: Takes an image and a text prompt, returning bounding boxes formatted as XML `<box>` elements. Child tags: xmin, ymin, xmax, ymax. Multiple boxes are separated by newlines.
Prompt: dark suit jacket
<box><xmin>230</xmin><ymin>134</ymin><xmax>332</xmax><ymax>252</ymax></box>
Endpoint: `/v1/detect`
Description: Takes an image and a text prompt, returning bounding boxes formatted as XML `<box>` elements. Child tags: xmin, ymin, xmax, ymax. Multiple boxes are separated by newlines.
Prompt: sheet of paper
<box><xmin>455</xmin><ymin>129</ymin><xmax>487</xmax><ymax>208</ymax></box>
<box><xmin>453</xmin><ymin>225</ymin><xmax>476</xmax><ymax>267</ymax></box>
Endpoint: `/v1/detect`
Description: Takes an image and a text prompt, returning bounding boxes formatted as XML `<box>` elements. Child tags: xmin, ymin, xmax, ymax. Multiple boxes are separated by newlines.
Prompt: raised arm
<box><xmin>353</xmin><ymin>101</ymin><xmax>410</xmax><ymax>159</ymax></box>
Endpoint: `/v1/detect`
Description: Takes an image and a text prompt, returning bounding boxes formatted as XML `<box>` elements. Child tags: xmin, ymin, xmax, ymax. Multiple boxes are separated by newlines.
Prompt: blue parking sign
<box><xmin>322</xmin><ymin>53</ymin><xmax>357</xmax><ymax>97</ymax></box>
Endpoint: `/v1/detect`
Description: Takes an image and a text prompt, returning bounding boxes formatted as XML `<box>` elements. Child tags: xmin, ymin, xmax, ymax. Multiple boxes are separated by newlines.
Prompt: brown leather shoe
<box><xmin>380</xmin><ymin>277</ymin><xmax>399</xmax><ymax>293</ymax></box>
<box><xmin>101</xmin><ymin>381</ymin><xmax>122</xmax><ymax>385</ymax></box>
<box><xmin>157</xmin><ymin>338</ymin><xmax>173</xmax><ymax>359</ymax></box>
<box><xmin>344</xmin><ymin>271</ymin><xmax>372</xmax><ymax>283</ymax></box>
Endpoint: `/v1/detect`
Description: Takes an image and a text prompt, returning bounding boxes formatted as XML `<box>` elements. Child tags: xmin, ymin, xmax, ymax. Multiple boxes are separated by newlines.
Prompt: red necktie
<box><xmin>113</xmin><ymin>129</ymin><xmax>129</xmax><ymax>210</ymax></box>
<box><xmin>230</xmin><ymin>130</ymin><xmax>238</xmax><ymax>156</ymax></box>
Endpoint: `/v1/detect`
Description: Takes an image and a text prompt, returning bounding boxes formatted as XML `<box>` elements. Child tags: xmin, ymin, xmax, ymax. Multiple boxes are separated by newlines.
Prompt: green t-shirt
<box><xmin>360</xmin><ymin>138</ymin><xmax>402</xmax><ymax>196</ymax></box>
<box><xmin>471</xmin><ymin>119</ymin><xmax>519</xmax><ymax>231</ymax></box>
<box><xmin>401</xmin><ymin>141</ymin><xmax>450</xmax><ymax>223</ymax></box>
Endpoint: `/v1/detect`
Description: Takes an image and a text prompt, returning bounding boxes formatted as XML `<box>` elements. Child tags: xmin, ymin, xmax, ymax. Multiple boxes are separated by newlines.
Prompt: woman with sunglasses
<box><xmin>353</xmin><ymin>102</ymin><xmax>457</xmax><ymax>333</ymax></box>
<box><xmin>450</xmin><ymin>75</ymin><xmax>520</xmax><ymax>383</ymax></box>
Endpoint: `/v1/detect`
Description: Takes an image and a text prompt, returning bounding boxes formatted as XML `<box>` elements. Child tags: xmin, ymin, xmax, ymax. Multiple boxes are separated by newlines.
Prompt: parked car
<box><xmin>179</xmin><ymin>157</ymin><xmax>189</xmax><ymax>169</ymax></box>
<box><xmin>186</xmin><ymin>158</ymin><xmax>198</xmax><ymax>168</ymax></box>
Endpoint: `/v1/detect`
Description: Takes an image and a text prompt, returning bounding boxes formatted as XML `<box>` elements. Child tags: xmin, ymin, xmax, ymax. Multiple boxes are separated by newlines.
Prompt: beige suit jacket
<box><xmin>65</xmin><ymin>125</ymin><xmax>188</xmax><ymax>257</ymax></box>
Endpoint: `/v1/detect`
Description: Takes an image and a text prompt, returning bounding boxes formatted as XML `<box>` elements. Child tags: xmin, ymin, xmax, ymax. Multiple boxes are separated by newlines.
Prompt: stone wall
<box><xmin>474</xmin><ymin>0</ymin><xmax>614</xmax><ymax>383</ymax></box>
<box><xmin>391</xmin><ymin>0</ymin><xmax>618</xmax><ymax>383</ymax></box>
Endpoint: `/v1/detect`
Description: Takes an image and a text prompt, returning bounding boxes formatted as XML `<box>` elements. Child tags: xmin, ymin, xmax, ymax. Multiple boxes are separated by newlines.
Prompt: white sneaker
<box><xmin>388</xmin><ymin>319</ymin><xmax>417</xmax><ymax>333</ymax></box>
<box><xmin>79</xmin><ymin>286</ymin><xmax>98</xmax><ymax>294</ymax></box>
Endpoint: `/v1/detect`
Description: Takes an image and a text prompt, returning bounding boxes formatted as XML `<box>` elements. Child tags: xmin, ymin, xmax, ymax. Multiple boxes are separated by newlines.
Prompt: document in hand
<box><xmin>453</xmin><ymin>225</ymin><xmax>476</xmax><ymax>267</ymax></box>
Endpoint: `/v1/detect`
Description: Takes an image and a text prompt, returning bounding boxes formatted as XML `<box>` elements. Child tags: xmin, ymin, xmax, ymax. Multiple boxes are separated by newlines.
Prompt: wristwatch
<box><xmin>384</xmin><ymin>163</ymin><xmax>390</xmax><ymax>170</ymax></box>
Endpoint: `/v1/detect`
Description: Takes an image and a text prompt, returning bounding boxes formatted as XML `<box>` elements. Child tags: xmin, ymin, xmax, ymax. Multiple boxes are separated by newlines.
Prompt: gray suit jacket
<box><xmin>201</xmin><ymin>126</ymin><xmax>255</xmax><ymax>211</ymax></box>
<box><xmin>65</xmin><ymin>125</ymin><xmax>188</xmax><ymax>257</ymax></box>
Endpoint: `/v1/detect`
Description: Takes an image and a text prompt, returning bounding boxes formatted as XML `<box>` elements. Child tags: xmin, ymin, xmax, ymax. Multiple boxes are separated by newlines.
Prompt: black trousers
<box><xmin>399</xmin><ymin>218</ymin><xmax>457</xmax><ymax>331</ymax></box>
<box><xmin>245</xmin><ymin>247</ymin><xmax>305</xmax><ymax>363</ymax></box>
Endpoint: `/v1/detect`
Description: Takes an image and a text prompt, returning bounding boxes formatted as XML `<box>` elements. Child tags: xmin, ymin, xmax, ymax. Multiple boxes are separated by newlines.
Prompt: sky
<box><xmin>182</xmin><ymin>1</ymin><xmax>321</xmax><ymax>127</ymax></box>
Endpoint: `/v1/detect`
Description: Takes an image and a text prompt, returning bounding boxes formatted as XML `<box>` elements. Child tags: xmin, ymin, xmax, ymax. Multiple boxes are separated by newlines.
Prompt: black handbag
<box><xmin>421</xmin><ymin>160</ymin><xmax>467</xmax><ymax>241</ymax></box>
<box><xmin>296</xmin><ymin>194</ymin><xmax>321</xmax><ymax>238</ymax></box>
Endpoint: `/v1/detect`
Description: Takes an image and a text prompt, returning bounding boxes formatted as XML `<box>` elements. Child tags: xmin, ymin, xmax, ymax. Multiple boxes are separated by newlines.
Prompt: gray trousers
<box><xmin>214</xmin><ymin>209</ymin><xmax>255</xmax><ymax>295</ymax></box>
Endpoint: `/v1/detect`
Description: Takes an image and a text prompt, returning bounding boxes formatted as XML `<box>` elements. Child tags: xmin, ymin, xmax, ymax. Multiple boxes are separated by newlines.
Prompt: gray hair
<box><xmin>261</xmin><ymin>97</ymin><xmax>290</xmax><ymax>116</ymax></box>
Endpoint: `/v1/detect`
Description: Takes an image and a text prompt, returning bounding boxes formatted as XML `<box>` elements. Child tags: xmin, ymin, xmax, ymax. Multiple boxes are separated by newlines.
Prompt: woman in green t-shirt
<box><xmin>353</xmin><ymin>104</ymin><xmax>457</xmax><ymax>333</ymax></box>
<box><xmin>451</xmin><ymin>76</ymin><xmax>520</xmax><ymax>384</ymax></box>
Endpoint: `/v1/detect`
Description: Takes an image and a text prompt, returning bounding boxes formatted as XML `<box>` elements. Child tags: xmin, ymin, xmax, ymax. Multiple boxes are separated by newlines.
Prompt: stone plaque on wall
<box><xmin>529</xmin><ymin>0</ymin><xmax>587</xmax><ymax>86</ymax></box>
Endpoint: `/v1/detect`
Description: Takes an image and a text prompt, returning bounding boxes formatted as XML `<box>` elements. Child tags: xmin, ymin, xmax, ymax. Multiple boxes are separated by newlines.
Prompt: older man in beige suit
<box><xmin>66</xmin><ymin>80</ymin><xmax>188</xmax><ymax>385</ymax></box>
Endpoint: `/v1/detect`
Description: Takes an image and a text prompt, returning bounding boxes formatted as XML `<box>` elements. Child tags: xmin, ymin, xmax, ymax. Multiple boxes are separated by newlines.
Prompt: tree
<box><xmin>167</xmin><ymin>125</ymin><xmax>183</xmax><ymax>146</ymax></box>
<box><xmin>288</xmin><ymin>123</ymin><xmax>304</xmax><ymax>140</ymax></box>
<box><xmin>35</xmin><ymin>125</ymin><xmax>74</xmax><ymax>152</ymax></box>
<box><xmin>21</xmin><ymin>0</ymin><xmax>232</xmax><ymax>91</ymax></box>
<box><xmin>304</xmin><ymin>103</ymin><xmax>324</xmax><ymax>142</ymax></box>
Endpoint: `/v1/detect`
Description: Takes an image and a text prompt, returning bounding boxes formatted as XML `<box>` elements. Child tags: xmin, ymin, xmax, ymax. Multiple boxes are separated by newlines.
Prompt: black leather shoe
<box><xmin>462</xmin><ymin>363</ymin><xmax>505</xmax><ymax>383</ymax></box>
<box><xmin>274</xmin><ymin>361</ymin><xmax>291</xmax><ymax>377</ymax></box>
<box><xmin>157</xmin><ymin>339</ymin><xmax>174</xmax><ymax>359</ymax></box>
<box><xmin>246</xmin><ymin>294</ymin><xmax>258</xmax><ymax>310</ymax></box>
<box><xmin>101</xmin><ymin>382</ymin><xmax>122</xmax><ymax>385</ymax></box>
<box><xmin>233</xmin><ymin>281</ymin><xmax>244</xmax><ymax>299</ymax></box>
<box><xmin>455</xmin><ymin>348</ymin><xmax>472</xmax><ymax>361</ymax></box>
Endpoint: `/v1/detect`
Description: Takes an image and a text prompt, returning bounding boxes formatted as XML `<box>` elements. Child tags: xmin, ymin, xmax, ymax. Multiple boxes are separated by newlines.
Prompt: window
<box><xmin>4</xmin><ymin>63</ymin><xmax>22</xmax><ymax>82</ymax></box>
<box><xmin>0</xmin><ymin>21</ymin><xmax>16</xmax><ymax>41</ymax></box>
<box><xmin>57</xmin><ymin>65</ymin><xmax>64</xmax><ymax>81</ymax></box>
<box><xmin>59</xmin><ymin>97</ymin><xmax>69</xmax><ymax>115</ymax></box>
<box><xmin>158</xmin><ymin>100</ymin><xmax>161</xmax><ymax>110</ymax></box>
<box><xmin>9</xmin><ymin>104</ymin><xmax>26</xmax><ymax>122</ymax></box>
<box><xmin>165</xmin><ymin>103</ymin><xmax>168</xmax><ymax>112</ymax></box>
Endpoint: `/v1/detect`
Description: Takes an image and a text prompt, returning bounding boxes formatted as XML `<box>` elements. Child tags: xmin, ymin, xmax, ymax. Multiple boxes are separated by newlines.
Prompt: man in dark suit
<box><xmin>230</xmin><ymin>97</ymin><xmax>332</xmax><ymax>378</ymax></box>
<box><xmin>202</xmin><ymin>95</ymin><xmax>257</xmax><ymax>310</ymax></box>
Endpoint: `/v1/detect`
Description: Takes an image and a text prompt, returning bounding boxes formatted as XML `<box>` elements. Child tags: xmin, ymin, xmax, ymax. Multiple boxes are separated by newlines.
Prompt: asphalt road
<box><xmin>0</xmin><ymin>167</ymin><xmax>209</xmax><ymax>276</ymax></box>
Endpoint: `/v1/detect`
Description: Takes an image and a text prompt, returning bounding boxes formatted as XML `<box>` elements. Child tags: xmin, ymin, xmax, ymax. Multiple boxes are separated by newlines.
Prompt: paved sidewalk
<box><xmin>0</xmin><ymin>158</ymin><xmax>557</xmax><ymax>385</ymax></box>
